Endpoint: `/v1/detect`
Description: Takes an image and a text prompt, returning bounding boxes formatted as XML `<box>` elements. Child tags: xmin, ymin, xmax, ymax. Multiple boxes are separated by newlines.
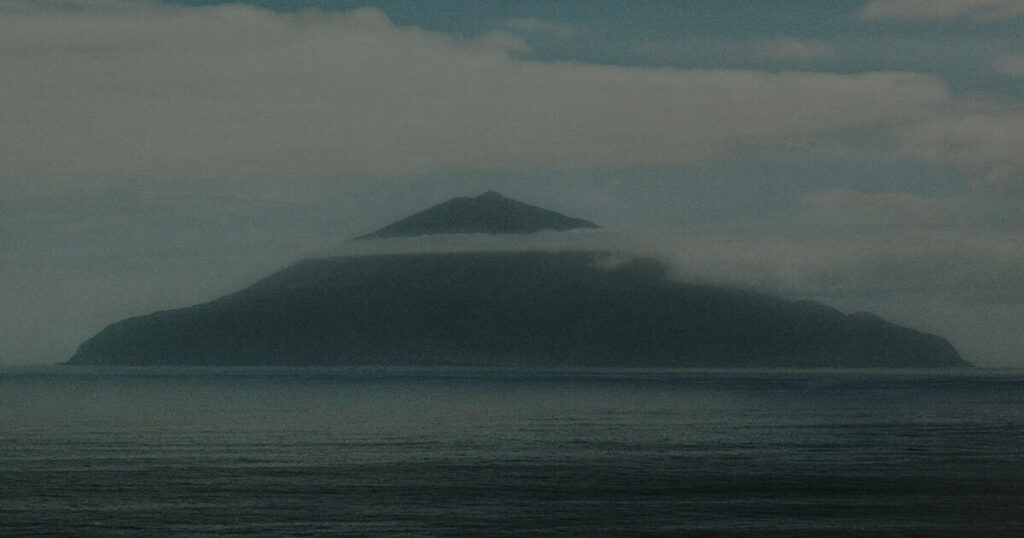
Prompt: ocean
<box><xmin>2</xmin><ymin>366</ymin><xmax>1023</xmax><ymax>536</ymax></box>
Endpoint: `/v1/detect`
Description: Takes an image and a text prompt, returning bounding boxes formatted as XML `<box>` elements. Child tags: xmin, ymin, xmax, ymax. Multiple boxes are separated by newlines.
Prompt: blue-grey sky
<box><xmin>2</xmin><ymin>0</ymin><xmax>1022</xmax><ymax>366</ymax></box>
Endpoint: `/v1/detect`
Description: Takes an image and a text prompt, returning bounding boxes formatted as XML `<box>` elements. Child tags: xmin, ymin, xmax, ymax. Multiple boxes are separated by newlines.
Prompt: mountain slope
<box><xmin>67</xmin><ymin>251</ymin><xmax>967</xmax><ymax>368</ymax></box>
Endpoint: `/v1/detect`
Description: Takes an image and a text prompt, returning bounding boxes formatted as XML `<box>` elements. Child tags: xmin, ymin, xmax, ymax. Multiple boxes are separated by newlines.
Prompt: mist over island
<box><xmin>9</xmin><ymin>3</ymin><xmax>1024</xmax><ymax>536</ymax></box>
<box><xmin>68</xmin><ymin>192</ymin><xmax>967</xmax><ymax>368</ymax></box>
<box><xmin>4</xmin><ymin>1</ymin><xmax>1022</xmax><ymax>368</ymax></box>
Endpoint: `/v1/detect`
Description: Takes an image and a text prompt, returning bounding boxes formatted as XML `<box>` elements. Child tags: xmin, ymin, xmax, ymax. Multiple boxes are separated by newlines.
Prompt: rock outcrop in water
<box><xmin>68</xmin><ymin>193</ymin><xmax>967</xmax><ymax>368</ymax></box>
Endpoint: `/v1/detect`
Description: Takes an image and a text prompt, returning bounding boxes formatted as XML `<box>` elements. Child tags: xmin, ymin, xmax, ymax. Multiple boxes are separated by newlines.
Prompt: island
<box><xmin>67</xmin><ymin>193</ymin><xmax>968</xmax><ymax>368</ymax></box>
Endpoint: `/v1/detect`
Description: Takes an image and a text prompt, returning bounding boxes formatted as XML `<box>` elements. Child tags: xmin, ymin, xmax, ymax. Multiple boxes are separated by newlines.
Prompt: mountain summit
<box><xmin>355</xmin><ymin>191</ymin><xmax>599</xmax><ymax>239</ymax></box>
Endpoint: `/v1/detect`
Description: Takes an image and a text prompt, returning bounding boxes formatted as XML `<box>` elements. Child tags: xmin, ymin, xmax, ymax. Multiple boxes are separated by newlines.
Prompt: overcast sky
<box><xmin>2</xmin><ymin>0</ymin><xmax>1022</xmax><ymax>366</ymax></box>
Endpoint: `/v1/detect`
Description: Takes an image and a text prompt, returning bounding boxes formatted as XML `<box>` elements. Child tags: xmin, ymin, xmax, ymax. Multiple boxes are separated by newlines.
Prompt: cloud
<box><xmin>315</xmin><ymin>211</ymin><xmax>1024</xmax><ymax>309</ymax></box>
<box><xmin>994</xmin><ymin>55</ymin><xmax>1024</xmax><ymax>77</ymax></box>
<box><xmin>638</xmin><ymin>226</ymin><xmax>1024</xmax><ymax>336</ymax></box>
<box><xmin>896</xmin><ymin>113</ymin><xmax>1024</xmax><ymax>191</ymax></box>
<box><xmin>500</xmin><ymin>17</ymin><xmax>580</xmax><ymax>38</ymax></box>
<box><xmin>0</xmin><ymin>0</ymin><xmax>142</xmax><ymax>12</ymax></box>
<box><xmin>753</xmin><ymin>38</ymin><xmax>835</xmax><ymax>61</ymax></box>
<box><xmin>465</xmin><ymin>31</ymin><xmax>531</xmax><ymax>53</ymax></box>
<box><xmin>800</xmin><ymin>189</ymin><xmax>964</xmax><ymax>227</ymax></box>
<box><xmin>1</xmin><ymin>1</ymin><xmax>951</xmax><ymax>197</ymax></box>
<box><xmin>860</xmin><ymin>0</ymin><xmax>1024</xmax><ymax>21</ymax></box>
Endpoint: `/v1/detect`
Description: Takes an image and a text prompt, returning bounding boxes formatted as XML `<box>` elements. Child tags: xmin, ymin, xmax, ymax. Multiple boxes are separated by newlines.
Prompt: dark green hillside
<box><xmin>68</xmin><ymin>251</ymin><xmax>967</xmax><ymax>368</ymax></box>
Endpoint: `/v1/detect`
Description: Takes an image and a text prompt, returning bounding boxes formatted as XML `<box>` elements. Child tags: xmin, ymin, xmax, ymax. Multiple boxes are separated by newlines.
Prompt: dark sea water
<box><xmin>2</xmin><ymin>366</ymin><xmax>1023</xmax><ymax>537</ymax></box>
